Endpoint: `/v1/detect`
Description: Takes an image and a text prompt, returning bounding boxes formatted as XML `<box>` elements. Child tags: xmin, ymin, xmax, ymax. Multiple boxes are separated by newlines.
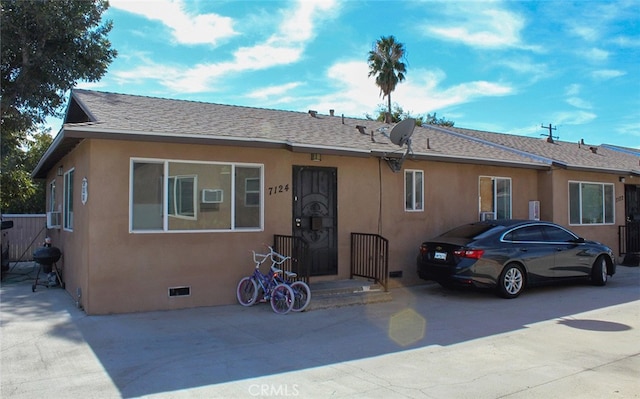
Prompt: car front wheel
<box><xmin>591</xmin><ymin>255</ymin><xmax>608</xmax><ymax>286</ymax></box>
<box><xmin>497</xmin><ymin>263</ymin><xmax>525</xmax><ymax>299</ymax></box>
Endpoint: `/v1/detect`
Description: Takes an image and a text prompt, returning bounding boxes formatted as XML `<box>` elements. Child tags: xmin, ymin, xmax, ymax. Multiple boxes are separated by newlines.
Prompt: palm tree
<box><xmin>367</xmin><ymin>35</ymin><xmax>407</xmax><ymax>123</ymax></box>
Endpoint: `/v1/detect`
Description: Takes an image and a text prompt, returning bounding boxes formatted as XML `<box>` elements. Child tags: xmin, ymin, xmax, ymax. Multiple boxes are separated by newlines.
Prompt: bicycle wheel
<box><xmin>290</xmin><ymin>281</ymin><xmax>311</xmax><ymax>312</ymax></box>
<box><xmin>270</xmin><ymin>283</ymin><xmax>294</xmax><ymax>314</ymax></box>
<box><xmin>236</xmin><ymin>277</ymin><xmax>258</xmax><ymax>306</ymax></box>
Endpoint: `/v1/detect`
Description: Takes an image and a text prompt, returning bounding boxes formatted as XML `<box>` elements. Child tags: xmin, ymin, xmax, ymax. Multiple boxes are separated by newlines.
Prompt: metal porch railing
<box><xmin>350</xmin><ymin>232</ymin><xmax>389</xmax><ymax>292</ymax></box>
<box><xmin>619</xmin><ymin>223</ymin><xmax>640</xmax><ymax>256</ymax></box>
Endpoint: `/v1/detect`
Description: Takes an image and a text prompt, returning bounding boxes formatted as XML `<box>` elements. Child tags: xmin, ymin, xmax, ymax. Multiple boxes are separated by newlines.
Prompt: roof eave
<box><xmin>33</xmin><ymin>125</ymin><xmax>375</xmax><ymax>178</ymax></box>
<box><xmin>563</xmin><ymin>164</ymin><xmax>640</xmax><ymax>176</ymax></box>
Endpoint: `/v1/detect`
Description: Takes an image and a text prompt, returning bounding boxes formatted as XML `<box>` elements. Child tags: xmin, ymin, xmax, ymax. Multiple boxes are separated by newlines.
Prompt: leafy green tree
<box><xmin>367</xmin><ymin>104</ymin><xmax>455</xmax><ymax>127</ymax></box>
<box><xmin>366</xmin><ymin>103</ymin><xmax>406</xmax><ymax>123</ymax></box>
<box><xmin>367</xmin><ymin>36</ymin><xmax>407</xmax><ymax>123</ymax></box>
<box><xmin>1</xmin><ymin>0</ymin><xmax>116</xmax><ymax>213</ymax></box>
<box><xmin>424</xmin><ymin>112</ymin><xmax>455</xmax><ymax>127</ymax></box>
<box><xmin>1</xmin><ymin>131</ymin><xmax>52</xmax><ymax>213</ymax></box>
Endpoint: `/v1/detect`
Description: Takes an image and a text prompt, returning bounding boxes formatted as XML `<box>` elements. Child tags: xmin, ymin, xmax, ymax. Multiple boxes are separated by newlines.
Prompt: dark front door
<box><xmin>625</xmin><ymin>184</ymin><xmax>640</xmax><ymax>254</ymax></box>
<box><xmin>292</xmin><ymin>166</ymin><xmax>337</xmax><ymax>276</ymax></box>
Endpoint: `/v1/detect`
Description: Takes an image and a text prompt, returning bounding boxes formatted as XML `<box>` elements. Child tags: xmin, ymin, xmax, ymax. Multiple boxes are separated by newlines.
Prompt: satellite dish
<box><xmin>384</xmin><ymin>118</ymin><xmax>416</xmax><ymax>173</ymax></box>
<box><xmin>389</xmin><ymin>118</ymin><xmax>416</xmax><ymax>146</ymax></box>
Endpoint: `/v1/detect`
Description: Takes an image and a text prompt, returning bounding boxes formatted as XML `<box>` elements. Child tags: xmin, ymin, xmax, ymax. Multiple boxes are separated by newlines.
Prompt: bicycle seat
<box><xmin>285</xmin><ymin>271</ymin><xmax>297</xmax><ymax>279</ymax></box>
<box><xmin>270</xmin><ymin>265</ymin><xmax>283</xmax><ymax>274</ymax></box>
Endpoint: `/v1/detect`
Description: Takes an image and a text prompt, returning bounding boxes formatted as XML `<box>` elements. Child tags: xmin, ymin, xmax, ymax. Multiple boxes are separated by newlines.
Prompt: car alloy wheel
<box><xmin>498</xmin><ymin>263</ymin><xmax>524</xmax><ymax>299</ymax></box>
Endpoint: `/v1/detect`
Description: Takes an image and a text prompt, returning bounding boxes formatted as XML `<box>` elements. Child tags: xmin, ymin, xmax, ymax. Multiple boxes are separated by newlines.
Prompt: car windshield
<box><xmin>441</xmin><ymin>223</ymin><xmax>503</xmax><ymax>240</ymax></box>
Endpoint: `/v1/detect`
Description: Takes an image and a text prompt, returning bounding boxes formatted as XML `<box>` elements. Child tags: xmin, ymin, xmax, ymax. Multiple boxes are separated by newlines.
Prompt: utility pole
<box><xmin>541</xmin><ymin>123</ymin><xmax>558</xmax><ymax>143</ymax></box>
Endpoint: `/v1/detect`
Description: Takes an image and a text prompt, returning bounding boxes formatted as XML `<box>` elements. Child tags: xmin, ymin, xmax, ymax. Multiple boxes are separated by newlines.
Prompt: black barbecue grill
<box><xmin>32</xmin><ymin>244</ymin><xmax>63</xmax><ymax>292</ymax></box>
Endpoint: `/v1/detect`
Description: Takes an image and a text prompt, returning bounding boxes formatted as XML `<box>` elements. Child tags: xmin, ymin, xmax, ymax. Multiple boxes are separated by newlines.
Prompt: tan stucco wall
<box><xmin>45</xmin><ymin>140</ymin><xmax>91</xmax><ymax>309</ymax></box>
<box><xmin>45</xmin><ymin>137</ymin><xmax>626</xmax><ymax>314</ymax></box>
<box><xmin>378</xmin><ymin>162</ymin><xmax>540</xmax><ymax>283</ymax></box>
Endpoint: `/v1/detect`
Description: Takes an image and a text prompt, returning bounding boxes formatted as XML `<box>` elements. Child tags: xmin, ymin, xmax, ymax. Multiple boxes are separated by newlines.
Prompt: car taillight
<box><xmin>454</xmin><ymin>249</ymin><xmax>484</xmax><ymax>259</ymax></box>
<box><xmin>419</xmin><ymin>244</ymin><xmax>428</xmax><ymax>255</ymax></box>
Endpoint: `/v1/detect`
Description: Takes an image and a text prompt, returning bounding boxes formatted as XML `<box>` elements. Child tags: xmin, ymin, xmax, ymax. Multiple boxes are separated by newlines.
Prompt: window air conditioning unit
<box><xmin>480</xmin><ymin>212</ymin><xmax>496</xmax><ymax>221</ymax></box>
<box><xmin>47</xmin><ymin>211</ymin><xmax>61</xmax><ymax>229</ymax></box>
<box><xmin>201</xmin><ymin>189</ymin><xmax>223</xmax><ymax>204</ymax></box>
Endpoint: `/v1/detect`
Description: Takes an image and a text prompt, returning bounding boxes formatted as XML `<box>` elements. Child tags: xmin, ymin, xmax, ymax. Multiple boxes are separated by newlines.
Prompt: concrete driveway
<box><xmin>1</xmin><ymin>263</ymin><xmax>639</xmax><ymax>398</ymax></box>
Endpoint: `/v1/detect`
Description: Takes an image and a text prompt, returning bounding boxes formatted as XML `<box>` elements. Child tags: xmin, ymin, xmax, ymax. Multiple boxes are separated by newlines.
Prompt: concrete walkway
<box><xmin>1</xmin><ymin>263</ymin><xmax>639</xmax><ymax>398</ymax></box>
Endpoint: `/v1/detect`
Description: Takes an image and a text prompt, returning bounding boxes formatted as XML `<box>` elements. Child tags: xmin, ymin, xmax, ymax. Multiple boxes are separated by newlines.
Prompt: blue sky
<box><xmin>61</xmin><ymin>0</ymin><xmax>639</xmax><ymax>148</ymax></box>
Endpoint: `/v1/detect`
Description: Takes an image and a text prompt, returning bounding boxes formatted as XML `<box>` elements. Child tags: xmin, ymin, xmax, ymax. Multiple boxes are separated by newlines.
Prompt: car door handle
<box><xmin>519</xmin><ymin>248</ymin><xmax>528</xmax><ymax>252</ymax></box>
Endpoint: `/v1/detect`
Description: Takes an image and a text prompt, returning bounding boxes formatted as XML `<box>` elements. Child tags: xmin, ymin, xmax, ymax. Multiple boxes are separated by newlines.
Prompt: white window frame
<box><xmin>404</xmin><ymin>169</ymin><xmax>424</xmax><ymax>212</ymax></box>
<box><xmin>63</xmin><ymin>168</ymin><xmax>74</xmax><ymax>231</ymax></box>
<box><xmin>49</xmin><ymin>179</ymin><xmax>57</xmax><ymax>213</ymax></box>
<box><xmin>129</xmin><ymin>158</ymin><xmax>263</xmax><ymax>233</ymax></box>
<box><xmin>479</xmin><ymin>176</ymin><xmax>512</xmax><ymax>220</ymax></box>
<box><xmin>168</xmin><ymin>174</ymin><xmax>197</xmax><ymax>219</ymax></box>
<box><xmin>568</xmin><ymin>181</ymin><xmax>614</xmax><ymax>225</ymax></box>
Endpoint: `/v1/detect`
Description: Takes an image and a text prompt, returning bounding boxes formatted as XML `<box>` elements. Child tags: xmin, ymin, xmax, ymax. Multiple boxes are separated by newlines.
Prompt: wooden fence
<box><xmin>1</xmin><ymin>214</ymin><xmax>47</xmax><ymax>261</ymax></box>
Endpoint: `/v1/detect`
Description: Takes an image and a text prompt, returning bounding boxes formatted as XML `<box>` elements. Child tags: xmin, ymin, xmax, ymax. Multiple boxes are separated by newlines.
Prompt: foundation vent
<box><xmin>168</xmin><ymin>286</ymin><xmax>191</xmax><ymax>297</ymax></box>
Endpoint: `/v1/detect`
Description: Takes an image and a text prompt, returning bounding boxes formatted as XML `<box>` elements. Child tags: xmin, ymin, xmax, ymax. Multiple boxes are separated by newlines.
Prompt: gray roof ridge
<box><xmin>70</xmin><ymin>88</ymin><xmax>335</xmax><ymax>118</ymax></box>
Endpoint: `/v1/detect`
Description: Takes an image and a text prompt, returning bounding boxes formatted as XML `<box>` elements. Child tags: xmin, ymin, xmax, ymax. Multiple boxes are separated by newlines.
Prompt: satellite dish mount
<box><xmin>384</xmin><ymin>118</ymin><xmax>416</xmax><ymax>172</ymax></box>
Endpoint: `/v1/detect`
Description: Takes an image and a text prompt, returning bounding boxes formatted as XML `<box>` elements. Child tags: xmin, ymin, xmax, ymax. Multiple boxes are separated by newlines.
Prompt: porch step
<box><xmin>306</xmin><ymin>279</ymin><xmax>392</xmax><ymax>311</ymax></box>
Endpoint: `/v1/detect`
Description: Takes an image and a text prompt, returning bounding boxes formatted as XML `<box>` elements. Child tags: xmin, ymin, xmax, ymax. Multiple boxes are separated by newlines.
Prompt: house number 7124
<box><xmin>268</xmin><ymin>184</ymin><xmax>289</xmax><ymax>195</ymax></box>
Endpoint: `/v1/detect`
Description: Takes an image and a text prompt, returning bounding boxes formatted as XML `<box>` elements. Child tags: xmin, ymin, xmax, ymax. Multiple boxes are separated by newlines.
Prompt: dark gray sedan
<box><xmin>417</xmin><ymin>220</ymin><xmax>616</xmax><ymax>298</ymax></box>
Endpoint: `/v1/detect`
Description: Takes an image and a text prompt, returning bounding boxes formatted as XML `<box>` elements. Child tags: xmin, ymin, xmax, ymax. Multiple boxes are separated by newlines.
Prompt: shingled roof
<box><xmin>444</xmin><ymin>126</ymin><xmax>640</xmax><ymax>175</ymax></box>
<box><xmin>32</xmin><ymin>89</ymin><xmax>639</xmax><ymax>178</ymax></box>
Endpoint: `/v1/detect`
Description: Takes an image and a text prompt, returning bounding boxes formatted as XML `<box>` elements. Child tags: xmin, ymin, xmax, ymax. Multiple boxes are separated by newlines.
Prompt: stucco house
<box><xmin>32</xmin><ymin>89</ymin><xmax>639</xmax><ymax>314</ymax></box>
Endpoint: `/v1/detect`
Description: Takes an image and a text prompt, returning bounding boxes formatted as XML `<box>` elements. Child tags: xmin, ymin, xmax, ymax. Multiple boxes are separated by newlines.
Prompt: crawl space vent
<box><xmin>168</xmin><ymin>286</ymin><xmax>191</xmax><ymax>297</ymax></box>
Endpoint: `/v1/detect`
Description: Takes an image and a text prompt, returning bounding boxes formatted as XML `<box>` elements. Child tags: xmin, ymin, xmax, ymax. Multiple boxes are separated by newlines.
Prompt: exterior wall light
<box><xmin>311</xmin><ymin>153</ymin><xmax>321</xmax><ymax>162</ymax></box>
<box><xmin>57</xmin><ymin>166</ymin><xmax>63</xmax><ymax>176</ymax></box>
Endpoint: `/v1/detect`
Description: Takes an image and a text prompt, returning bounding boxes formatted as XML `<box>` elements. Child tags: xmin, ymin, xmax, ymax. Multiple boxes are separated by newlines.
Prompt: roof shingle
<box><xmin>32</xmin><ymin>89</ymin><xmax>639</xmax><ymax>178</ymax></box>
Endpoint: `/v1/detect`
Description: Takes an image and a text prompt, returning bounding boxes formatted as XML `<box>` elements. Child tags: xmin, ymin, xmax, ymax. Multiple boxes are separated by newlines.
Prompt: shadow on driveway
<box><xmin>2</xmin><ymin>264</ymin><xmax>639</xmax><ymax>398</ymax></box>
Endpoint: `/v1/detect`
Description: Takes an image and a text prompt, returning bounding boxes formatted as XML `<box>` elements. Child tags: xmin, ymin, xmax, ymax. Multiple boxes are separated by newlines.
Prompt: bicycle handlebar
<box><xmin>251</xmin><ymin>250</ymin><xmax>269</xmax><ymax>267</ymax></box>
<box><xmin>262</xmin><ymin>244</ymin><xmax>291</xmax><ymax>264</ymax></box>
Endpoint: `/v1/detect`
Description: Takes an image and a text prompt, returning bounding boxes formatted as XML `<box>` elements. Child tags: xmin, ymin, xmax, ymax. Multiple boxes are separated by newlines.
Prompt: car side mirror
<box><xmin>572</xmin><ymin>237</ymin><xmax>585</xmax><ymax>244</ymax></box>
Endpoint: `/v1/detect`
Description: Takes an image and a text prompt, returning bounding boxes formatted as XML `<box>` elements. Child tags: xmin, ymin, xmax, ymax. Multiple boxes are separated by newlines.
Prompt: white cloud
<box><xmin>564</xmin><ymin>84</ymin><xmax>581</xmax><ymax>97</ymax></box>
<box><xmin>615</xmin><ymin>121</ymin><xmax>640</xmax><ymax>139</ymax></box>
<box><xmin>570</xmin><ymin>25</ymin><xmax>599</xmax><ymax>41</ymax></box>
<box><xmin>591</xmin><ymin>69</ymin><xmax>626</xmax><ymax>80</ymax></box>
<box><xmin>246</xmin><ymin>83</ymin><xmax>303</xmax><ymax>100</ymax></box>
<box><xmin>579</xmin><ymin>48</ymin><xmax>609</xmax><ymax>62</ymax></box>
<box><xmin>305</xmin><ymin>61</ymin><xmax>513</xmax><ymax>119</ymax></box>
<box><xmin>566</xmin><ymin>97</ymin><xmax>592</xmax><ymax>110</ymax></box>
<box><xmin>563</xmin><ymin>84</ymin><xmax>591</xmax><ymax>110</ymax></box>
<box><xmin>109</xmin><ymin>0</ymin><xmax>338</xmax><ymax>93</ymax></box>
<box><xmin>611</xmin><ymin>35</ymin><xmax>640</xmax><ymax>47</ymax></box>
<box><xmin>553</xmin><ymin>110</ymin><xmax>597</xmax><ymax>125</ymax></box>
<box><xmin>275</xmin><ymin>0</ymin><xmax>336</xmax><ymax>44</ymax></box>
<box><xmin>497</xmin><ymin>58</ymin><xmax>551</xmax><ymax>83</ymax></box>
<box><xmin>109</xmin><ymin>0</ymin><xmax>237</xmax><ymax>45</ymax></box>
<box><xmin>424</xmin><ymin>4</ymin><xmax>541</xmax><ymax>51</ymax></box>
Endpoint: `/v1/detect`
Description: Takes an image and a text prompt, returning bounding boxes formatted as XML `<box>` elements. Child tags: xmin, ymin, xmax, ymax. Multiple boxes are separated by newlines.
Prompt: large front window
<box><xmin>479</xmin><ymin>176</ymin><xmax>511</xmax><ymax>220</ymax></box>
<box><xmin>130</xmin><ymin>159</ymin><xmax>262</xmax><ymax>232</ymax></box>
<box><xmin>569</xmin><ymin>181</ymin><xmax>614</xmax><ymax>225</ymax></box>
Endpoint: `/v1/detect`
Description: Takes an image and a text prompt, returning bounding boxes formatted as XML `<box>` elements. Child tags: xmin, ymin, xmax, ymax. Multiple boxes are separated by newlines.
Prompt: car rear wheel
<box><xmin>497</xmin><ymin>263</ymin><xmax>525</xmax><ymax>299</ymax></box>
<box><xmin>590</xmin><ymin>255</ymin><xmax>608</xmax><ymax>286</ymax></box>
